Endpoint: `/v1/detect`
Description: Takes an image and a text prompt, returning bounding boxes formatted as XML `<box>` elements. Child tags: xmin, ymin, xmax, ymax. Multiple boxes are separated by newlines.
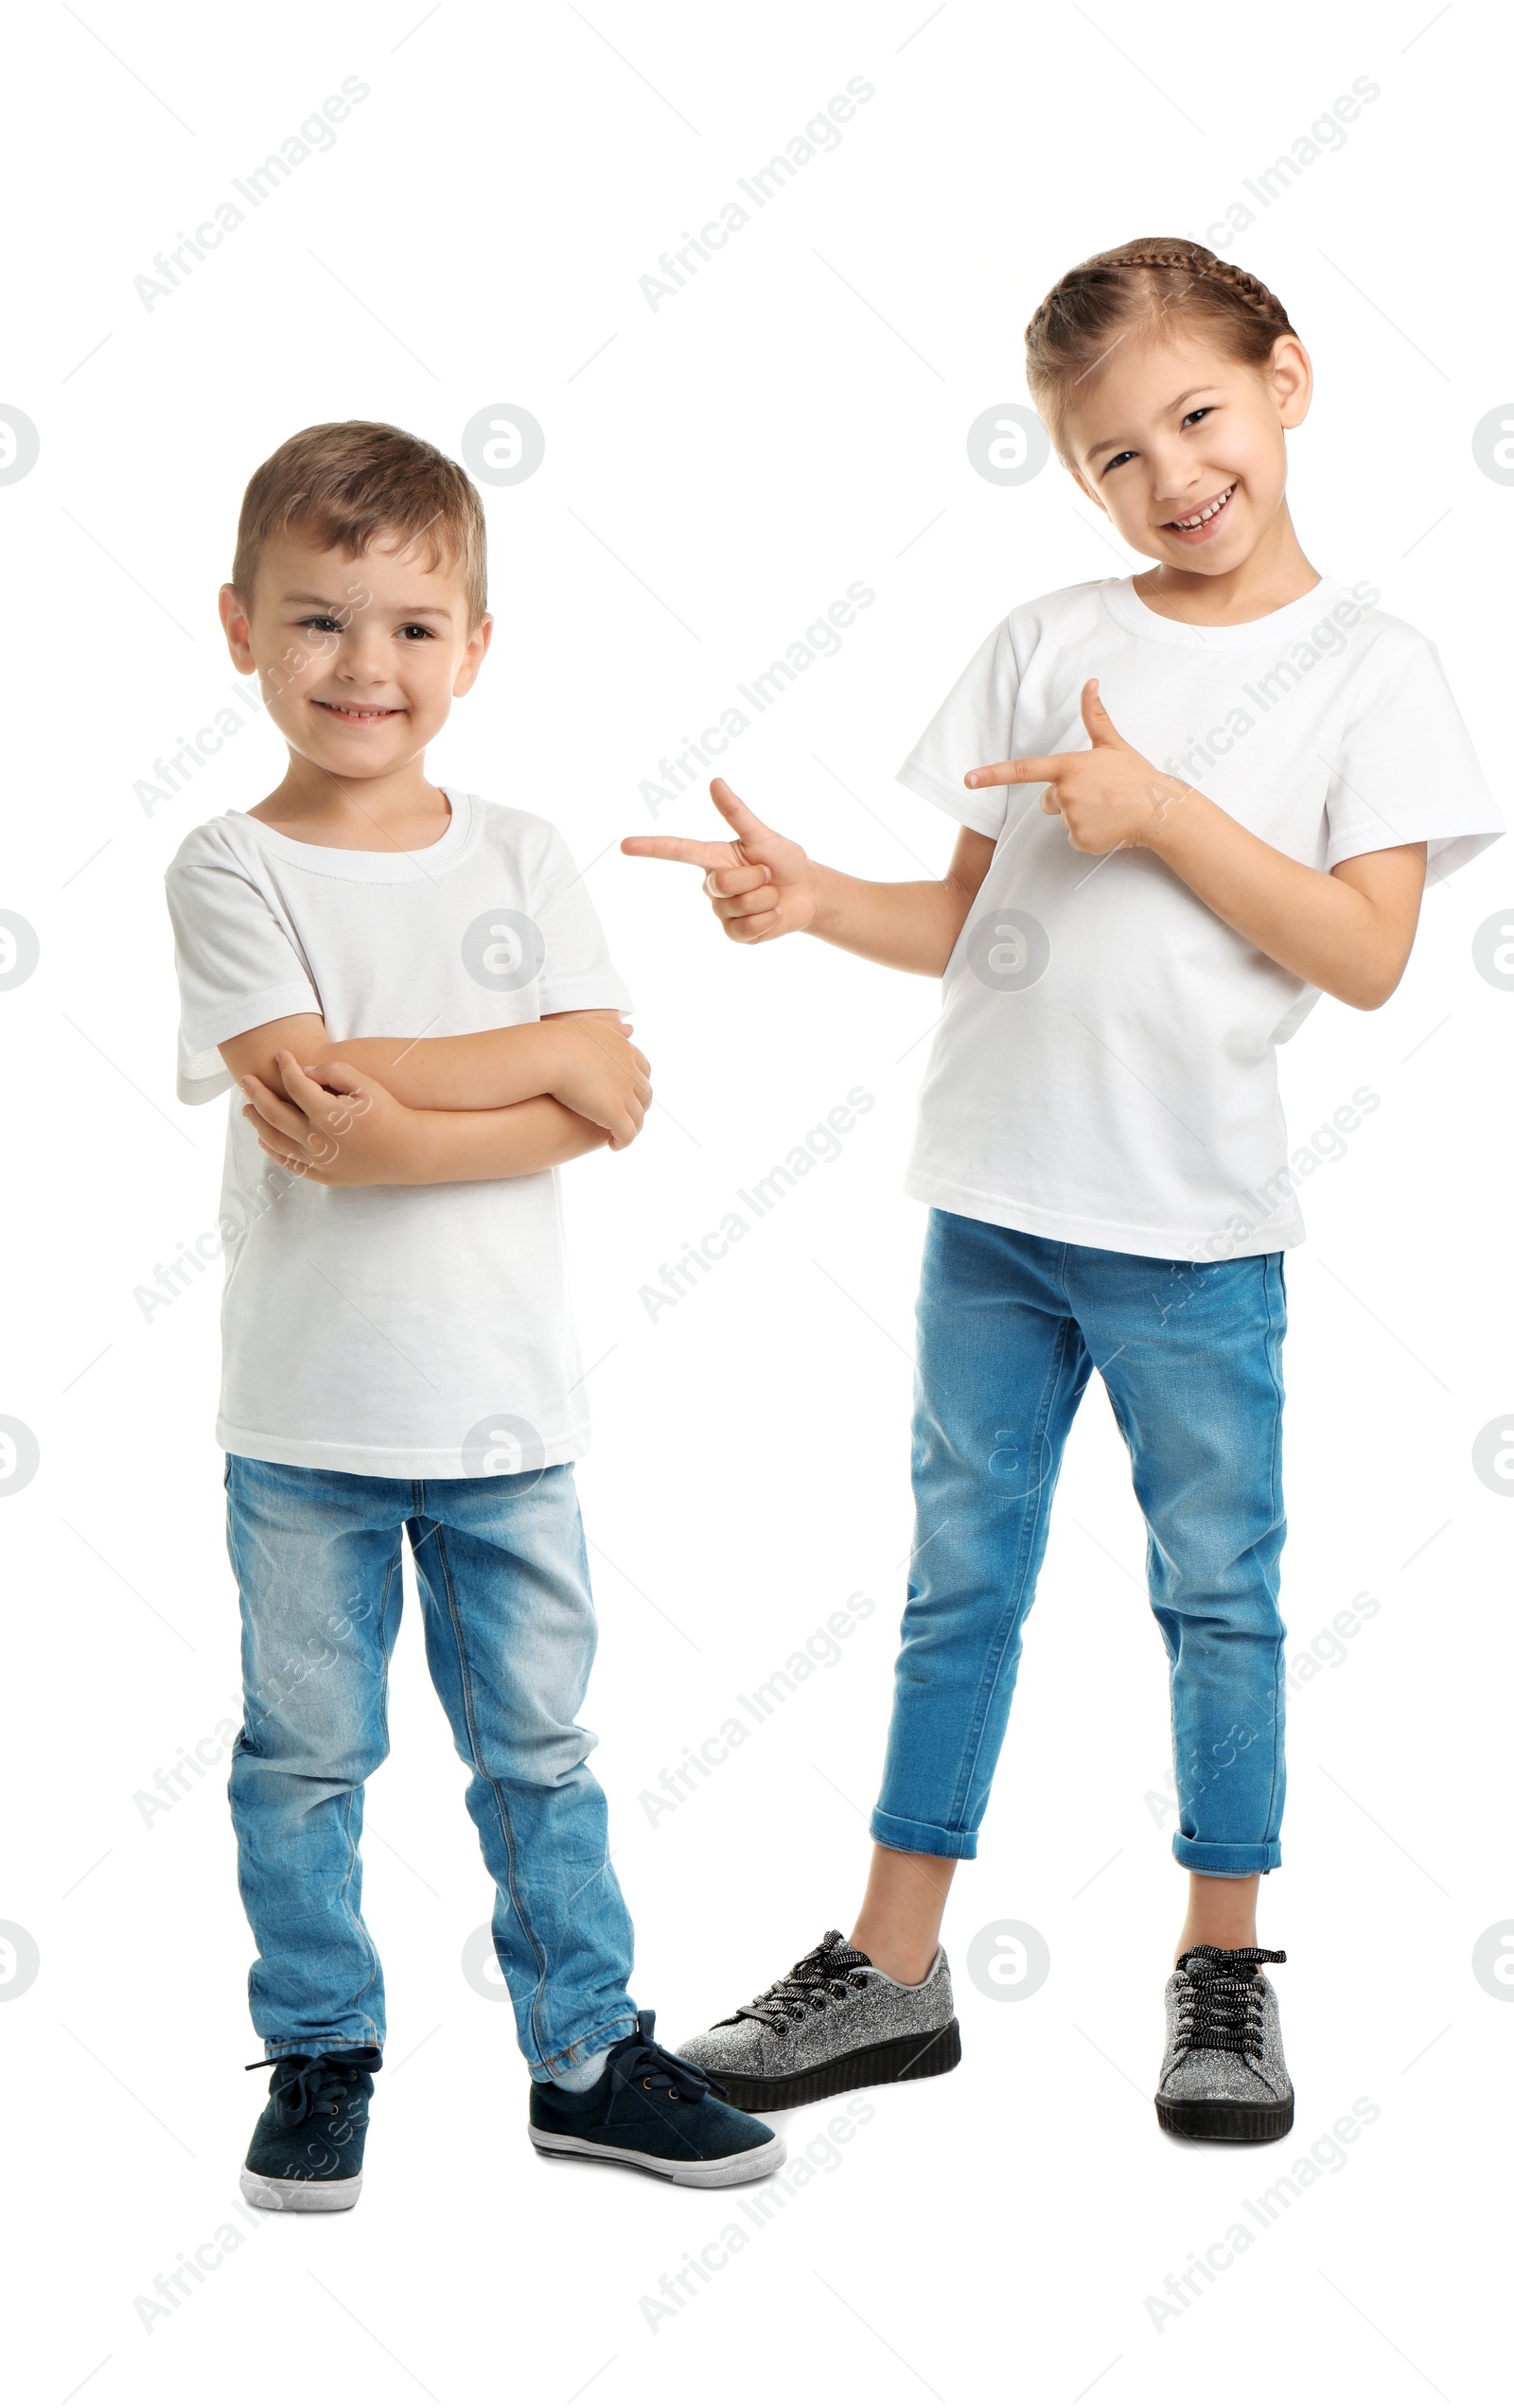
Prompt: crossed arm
<box><xmin>220</xmin><ymin>1010</ymin><xmax>652</xmax><ymax>1187</ymax></box>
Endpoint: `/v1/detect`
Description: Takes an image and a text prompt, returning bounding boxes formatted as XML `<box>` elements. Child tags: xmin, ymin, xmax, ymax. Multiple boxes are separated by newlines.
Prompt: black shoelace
<box><xmin>244</xmin><ymin>2048</ymin><xmax>381</xmax><ymax>2130</ymax></box>
<box><xmin>1173</xmin><ymin>1945</ymin><xmax>1286</xmax><ymax>2060</ymax></box>
<box><xmin>738</xmin><ymin>1929</ymin><xmax>871</xmax><ymax>2035</ymax></box>
<box><xmin>609</xmin><ymin>2010</ymin><xmax>728</xmax><ymax>2105</ymax></box>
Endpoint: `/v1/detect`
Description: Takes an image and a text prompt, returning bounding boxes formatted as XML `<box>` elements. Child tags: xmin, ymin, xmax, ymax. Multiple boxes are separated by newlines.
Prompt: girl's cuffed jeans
<box><xmin>872</xmin><ymin>1210</ymin><xmax>1288</xmax><ymax>1876</ymax></box>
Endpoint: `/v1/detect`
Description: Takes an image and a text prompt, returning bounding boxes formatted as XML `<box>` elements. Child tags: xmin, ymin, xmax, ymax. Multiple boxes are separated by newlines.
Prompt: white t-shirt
<box><xmin>896</xmin><ymin>576</ymin><xmax>1501</xmax><ymax>1260</ymax></box>
<box><xmin>166</xmin><ymin>791</ymin><xmax>631</xmax><ymax>1476</ymax></box>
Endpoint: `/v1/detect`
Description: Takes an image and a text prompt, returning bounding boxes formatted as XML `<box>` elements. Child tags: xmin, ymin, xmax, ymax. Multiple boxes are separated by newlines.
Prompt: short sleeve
<box><xmin>165</xmin><ymin>838</ymin><xmax>322</xmax><ymax>1104</ymax></box>
<box><xmin>1325</xmin><ymin>627</ymin><xmax>1503</xmax><ymax>880</ymax></box>
<box><xmin>895</xmin><ymin>618</ymin><xmax>1023</xmax><ymax>842</ymax></box>
<box><xmin>532</xmin><ymin>826</ymin><xmax>634</xmax><ymax>1017</ymax></box>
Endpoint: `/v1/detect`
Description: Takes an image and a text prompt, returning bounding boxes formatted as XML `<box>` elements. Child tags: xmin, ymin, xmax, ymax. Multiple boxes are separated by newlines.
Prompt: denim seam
<box><xmin>337</xmin><ymin>1531</ymin><xmax>392</xmax><ymax>2022</ymax></box>
<box><xmin>426</xmin><ymin>1518</ymin><xmax>553</xmax><ymax>2064</ymax></box>
<box><xmin>330</xmin><ymin>1785</ymin><xmax>379</xmax><ymax>2031</ymax></box>
<box><xmin>944</xmin><ymin>1309</ymin><xmax>1083</xmax><ymax>1835</ymax></box>
<box><xmin>1258</xmin><ymin>1254</ymin><xmax>1289</xmax><ymax>1847</ymax></box>
<box><xmin>375</xmin><ymin>1543</ymin><xmax>400</xmax><ymax>1763</ymax></box>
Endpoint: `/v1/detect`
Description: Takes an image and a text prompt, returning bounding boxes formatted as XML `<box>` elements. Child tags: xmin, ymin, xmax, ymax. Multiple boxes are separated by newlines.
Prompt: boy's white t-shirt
<box><xmin>165</xmin><ymin>791</ymin><xmax>631</xmax><ymax>1477</ymax></box>
<box><xmin>897</xmin><ymin>576</ymin><xmax>1501</xmax><ymax>1260</ymax></box>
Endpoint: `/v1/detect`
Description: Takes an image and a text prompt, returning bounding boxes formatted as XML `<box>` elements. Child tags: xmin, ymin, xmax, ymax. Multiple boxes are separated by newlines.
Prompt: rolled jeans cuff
<box><xmin>529</xmin><ymin>2011</ymin><xmax>639</xmax><ymax>2086</ymax></box>
<box><xmin>870</xmin><ymin>1806</ymin><xmax>978</xmax><ymax>1862</ymax></box>
<box><xmin>1171</xmin><ymin>1835</ymin><xmax>1282</xmax><ymax>1875</ymax></box>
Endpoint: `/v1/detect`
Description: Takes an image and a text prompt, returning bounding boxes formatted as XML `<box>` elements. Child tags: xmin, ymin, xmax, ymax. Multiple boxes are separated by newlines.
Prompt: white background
<box><xmin>3</xmin><ymin>3</ymin><xmax>1510</xmax><ymax>2401</ymax></box>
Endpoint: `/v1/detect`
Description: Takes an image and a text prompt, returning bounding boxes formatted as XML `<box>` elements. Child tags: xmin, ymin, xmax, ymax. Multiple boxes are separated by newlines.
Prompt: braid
<box><xmin>1024</xmin><ymin>236</ymin><xmax>1297</xmax><ymax>457</ymax></box>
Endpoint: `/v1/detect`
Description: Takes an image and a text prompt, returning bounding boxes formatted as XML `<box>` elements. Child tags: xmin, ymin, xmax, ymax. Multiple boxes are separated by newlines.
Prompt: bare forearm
<box><xmin>310</xmin><ymin>1024</ymin><xmax>564</xmax><ymax>1111</ymax></box>
<box><xmin>1148</xmin><ymin>791</ymin><xmax>1422</xmax><ymax>1009</ymax></box>
<box><xmin>399</xmin><ymin>1097</ymin><xmax>607</xmax><ymax>1184</ymax></box>
<box><xmin>807</xmin><ymin>863</ymin><xmax>977</xmax><ymax>976</ymax></box>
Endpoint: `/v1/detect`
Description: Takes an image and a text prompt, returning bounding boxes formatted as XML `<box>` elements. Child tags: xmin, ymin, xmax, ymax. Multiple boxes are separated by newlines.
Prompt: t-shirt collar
<box><xmin>229</xmin><ymin>787</ymin><xmax>472</xmax><ymax>879</ymax></box>
<box><xmin>1100</xmin><ymin>574</ymin><xmax>1347</xmax><ymax>649</ymax></box>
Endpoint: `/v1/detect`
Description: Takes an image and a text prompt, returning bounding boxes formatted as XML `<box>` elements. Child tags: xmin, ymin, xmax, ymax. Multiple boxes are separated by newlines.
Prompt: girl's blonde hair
<box><xmin>1025</xmin><ymin>237</ymin><xmax>1298</xmax><ymax>463</ymax></box>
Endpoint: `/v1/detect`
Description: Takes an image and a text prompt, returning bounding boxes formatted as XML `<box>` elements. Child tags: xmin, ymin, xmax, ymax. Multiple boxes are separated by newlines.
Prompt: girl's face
<box><xmin>1062</xmin><ymin>327</ymin><xmax>1312</xmax><ymax>575</ymax></box>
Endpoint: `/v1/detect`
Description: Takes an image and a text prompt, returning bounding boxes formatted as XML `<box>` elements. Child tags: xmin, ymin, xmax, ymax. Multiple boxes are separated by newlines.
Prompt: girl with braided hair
<box><xmin>625</xmin><ymin>239</ymin><xmax>1500</xmax><ymax>2139</ymax></box>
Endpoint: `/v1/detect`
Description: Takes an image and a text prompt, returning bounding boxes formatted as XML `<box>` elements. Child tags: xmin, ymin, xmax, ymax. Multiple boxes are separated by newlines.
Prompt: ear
<box><xmin>220</xmin><ymin>584</ymin><xmax>255</xmax><ymax>672</ymax></box>
<box><xmin>453</xmin><ymin>613</ymin><xmax>495</xmax><ymax>697</ymax></box>
<box><xmin>1270</xmin><ymin>334</ymin><xmax>1312</xmax><ymax>431</ymax></box>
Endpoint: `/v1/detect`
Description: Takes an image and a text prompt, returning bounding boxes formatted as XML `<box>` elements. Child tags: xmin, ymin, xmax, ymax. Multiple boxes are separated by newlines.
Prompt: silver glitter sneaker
<box><xmin>1155</xmin><ymin>1944</ymin><xmax>1294</xmax><ymax>2142</ymax></box>
<box><xmin>678</xmin><ymin>1929</ymin><xmax>961</xmax><ymax>2112</ymax></box>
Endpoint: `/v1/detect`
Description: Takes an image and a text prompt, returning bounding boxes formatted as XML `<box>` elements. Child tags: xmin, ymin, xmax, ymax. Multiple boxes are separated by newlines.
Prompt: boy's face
<box><xmin>220</xmin><ymin>529</ymin><xmax>492</xmax><ymax>782</ymax></box>
<box><xmin>1063</xmin><ymin>329</ymin><xmax>1312</xmax><ymax>576</ymax></box>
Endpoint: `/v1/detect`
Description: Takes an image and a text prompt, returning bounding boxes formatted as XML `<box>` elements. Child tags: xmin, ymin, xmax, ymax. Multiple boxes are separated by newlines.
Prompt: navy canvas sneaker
<box><xmin>240</xmin><ymin>2047</ymin><xmax>382</xmax><ymax>2211</ymax></box>
<box><xmin>529</xmin><ymin>2011</ymin><xmax>784</xmax><ymax>2187</ymax></box>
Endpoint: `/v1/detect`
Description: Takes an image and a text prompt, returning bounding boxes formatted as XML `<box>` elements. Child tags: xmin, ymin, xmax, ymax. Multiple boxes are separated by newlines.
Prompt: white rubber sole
<box><xmin>529</xmin><ymin>2128</ymin><xmax>786</xmax><ymax>2188</ymax></box>
<box><xmin>239</xmin><ymin>2164</ymin><xmax>362</xmax><ymax>2213</ymax></box>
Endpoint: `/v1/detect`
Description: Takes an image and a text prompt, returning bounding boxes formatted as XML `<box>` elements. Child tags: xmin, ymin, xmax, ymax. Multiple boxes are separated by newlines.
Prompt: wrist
<box><xmin>805</xmin><ymin>862</ymin><xmax>845</xmax><ymax>941</ymax></box>
<box><xmin>1139</xmin><ymin>775</ymin><xmax>1206</xmax><ymax>859</ymax></box>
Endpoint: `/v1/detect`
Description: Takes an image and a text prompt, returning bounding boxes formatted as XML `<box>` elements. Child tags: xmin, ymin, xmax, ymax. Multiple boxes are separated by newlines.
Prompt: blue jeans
<box><xmin>872</xmin><ymin>1213</ymin><xmax>1288</xmax><ymax>1875</ymax></box>
<box><xmin>224</xmin><ymin>1455</ymin><xmax>637</xmax><ymax>2078</ymax></box>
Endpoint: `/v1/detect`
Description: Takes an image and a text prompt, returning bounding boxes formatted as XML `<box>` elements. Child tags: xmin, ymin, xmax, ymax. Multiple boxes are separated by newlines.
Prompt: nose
<box><xmin>333</xmin><ymin>629</ymin><xmax>393</xmax><ymax>684</ymax></box>
<box><xmin>1149</xmin><ymin>454</ymin><xmax>1204</xmax><ymax>508</ymax></box>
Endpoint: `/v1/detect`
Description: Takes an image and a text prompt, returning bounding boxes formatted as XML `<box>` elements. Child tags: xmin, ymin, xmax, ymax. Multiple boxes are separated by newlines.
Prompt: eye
<box><xmin>299</xmin><ymin>614</ymin><xmax>343</xmax><ymax>633</ymax></box>
<box><xmin>1100</xmin><ymin>450</ymin><xmax>1136</xmax><ymax>477</ymax></box>
<box><xmin>1181</xmin><ymin>406</ymin><xmax>1214</xmax><ymax>429</ymax></box>
<box><xmin>397</xmin><ymin>623</ymin><xmax>436</xmax><ymax>641</ymax></box>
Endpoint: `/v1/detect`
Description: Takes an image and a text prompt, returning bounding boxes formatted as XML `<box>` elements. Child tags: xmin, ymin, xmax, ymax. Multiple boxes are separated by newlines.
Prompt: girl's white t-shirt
<box><xmin>165</xmin><ymin>791</ymin><xmax>631</xmax><ymax>1477</ymax></box>
<box><xmin>896</xmin><ymin>576</ymin><xmax>1501</xmax><ymax>1261</ymax></box>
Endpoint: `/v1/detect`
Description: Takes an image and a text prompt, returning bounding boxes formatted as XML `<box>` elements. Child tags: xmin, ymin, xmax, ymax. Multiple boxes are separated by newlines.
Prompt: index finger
<box><xmin>621</xmin><ymin>835</ymin><xmax>737</xmax><ymax>869</ymax></box>
<box><xmin>963</xmin><ymin>756</ymin><xmax>1070</xmax><ymax>789</ymax></box>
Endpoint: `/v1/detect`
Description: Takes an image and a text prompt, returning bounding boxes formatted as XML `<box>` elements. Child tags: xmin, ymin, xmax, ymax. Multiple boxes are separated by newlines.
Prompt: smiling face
<box><xmin>220</xmin><ymin>528</ymin><xmax>492</xmax><ymax>783</ymax></box>
<box><xmin>1062</xmin><ymin>327</ymin><xmax>1312</xmax><ymax>579</ymax></box>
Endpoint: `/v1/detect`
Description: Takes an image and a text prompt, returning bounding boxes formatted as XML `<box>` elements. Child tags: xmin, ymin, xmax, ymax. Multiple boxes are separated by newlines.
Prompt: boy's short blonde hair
<box><xmin>231</xmin><ymin>421</ymin><xmax>488</xmax><ymax>627</ymax></box>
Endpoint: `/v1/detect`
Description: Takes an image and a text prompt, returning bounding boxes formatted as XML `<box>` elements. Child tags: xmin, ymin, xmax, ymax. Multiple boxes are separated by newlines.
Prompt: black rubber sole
<box><xmin>1155</xmin><ymin>2092</ymin><xmax>1294</xmax><ymax>2143</ymax></box>
<box><xmin>712</xmin><ymin>2019</ymin><xmax>962</xmax><ymax>2113</ymax></box>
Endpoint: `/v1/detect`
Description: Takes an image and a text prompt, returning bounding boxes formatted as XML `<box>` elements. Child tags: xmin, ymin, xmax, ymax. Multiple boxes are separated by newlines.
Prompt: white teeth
<box><xmin>1171</xmin><ymin>483</ymin><xmax>1235</xmax><ymax>531</ymax></box>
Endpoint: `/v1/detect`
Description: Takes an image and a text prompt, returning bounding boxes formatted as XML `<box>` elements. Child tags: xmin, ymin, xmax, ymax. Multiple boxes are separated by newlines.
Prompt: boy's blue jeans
<box><xmin>872</xmin><ymin>1212</ymin><xmax>1288</xmax><ymax>1875</ymax></box>
<box><xmin>224</xmin><ymin>1454</ymin><xmax>637</xmax><ymax>2079</ymax></box>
